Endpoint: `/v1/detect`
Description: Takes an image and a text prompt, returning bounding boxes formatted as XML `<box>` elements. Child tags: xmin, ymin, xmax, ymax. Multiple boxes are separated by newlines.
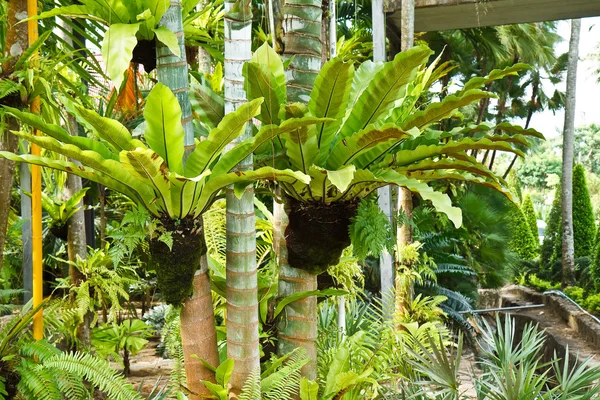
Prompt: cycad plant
<box><xmin>246</xmin><ymin>44</ymin><xmax>541</xmax><ymax>376</ymax></box>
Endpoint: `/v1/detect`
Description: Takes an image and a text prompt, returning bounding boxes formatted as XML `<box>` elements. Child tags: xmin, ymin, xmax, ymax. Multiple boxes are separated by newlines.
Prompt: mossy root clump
<box><xmin>285</xmin><ymin>197</ymin><xmax>358</xmax><ymax>275</ymax></box>
<box><xmin>49</xmin><ymin>223</ymin><xmax>68</xmax><ymax>241</ymax></box>
<box><xmin>148</xmin><ymin>216</ymin><xmax>206</xmax><ymax>305</ymax></box>
<box><xmin>132</xmin><ymin>39</ymin><xmax>157</xmax><ymax>72</ymax></box>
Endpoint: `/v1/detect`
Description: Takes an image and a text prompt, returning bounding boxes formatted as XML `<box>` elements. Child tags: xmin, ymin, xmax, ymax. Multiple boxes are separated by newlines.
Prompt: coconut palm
<box><xmin>246</xmin><ymin>44</ymin><xmax>542</xmax><ymax>378</ymax></box>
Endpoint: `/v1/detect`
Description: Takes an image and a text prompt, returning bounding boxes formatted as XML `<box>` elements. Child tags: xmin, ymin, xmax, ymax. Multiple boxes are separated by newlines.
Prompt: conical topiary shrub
<box><xmin>509</xmin><ymin>205</ymin><xmax>539</xmax><ymax>260</ymax></box>
<box><xmin>522</xmin><ymin>194</ymin><xmax>539</xmax><ymax>247</ymax></box>
<box><xmin>573</xmin><ymin>164</ymin><xmax>596</xmax><ymax>258</ymax></box>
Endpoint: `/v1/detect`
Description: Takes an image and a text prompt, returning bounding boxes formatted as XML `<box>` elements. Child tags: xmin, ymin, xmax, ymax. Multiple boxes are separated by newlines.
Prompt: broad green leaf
<box><xmin>144</xmin><ymin>83</ymin><xmax>185</xmax><ymax>174</ymax></box>
<box><xmin>211</xmin><ymin>117</ymin><xmax>328</xmax><ymax>176</ymax></box>
<box><xmin>282</xmin><ymin>112</ymin><xmax>319</xmax><ymax>174</ymax></box>
<box><xmin>326</xmin><ymin>165</ymin><xmax>356</xmax><ymax>192</ymax></box>
<box><xmin>0</xmin><ymin>151</ymin><xmax>154</xmax><ymax>214</ymax></box>
<box><xmin>31</xmin><ymin>5</ymin><xmax>109</xmax><ymax>23</ymax></box>
<box><xmin>401</xmin><ymin>89</ymin><xmax>495</xmax><ymax>130</ymax></box>
<box><xmin>324</xmin><ymin>347</ymin><xmax>350</xmax><ymax>396</ymax></box>
<box><xmin>394</xmin><ymin>159</ymin><xmax>499</xmax><ymax>182</ymax></box>
<box><xmin>74</xmin><ymin>105</ymin><xmax>144</xmax><ymax>151</ymax></box>
<box><xmin>243</xmin><ymin>62</ymin><xmax>282</xmax><ymax>125</ymax></box>
<box><xmin>190</xmin><ymin>83</ymin><xmax>225</xmax><ymax>129</ymax></box>
<box><xmin>389</xmin><ymin>137</ymin><xmax>525</xmax><ymax>168</ymax></box>
<box><xmin>4</xmin><ymin>106</ymin><xmax>117</xmax><ymax>160</ymax></box>
<box><xmin>495</xmin><ymin>122</ymin><xmax>545</xmax><ymax>139</ymax></box>
<box><xmin>251</xmin><ymin>42</ymin><xmax>286</xmax><ymax>105</ymax></box>
<box><xmin>462</xmin><ymin>63</ymin><xmax>530</xmax><ymax>92</ymax></box>
<box><xmin>273</xmin><ymin>289</ymin><xmax>347</xmax><ymax>319</ymax></box>
<box><xmin>64</xmin><ymin>187</ymin><xmax>90</xmax><ymax>213</ymax></box>
<box><xmin>337</xmin><ymin>169</ymin><xmax>462</xmax><ymax>227</ymax></box>
<box><xmin>339</xmin><ymin>46</ymin><xmax>432</xmax><ymax>138</ymax></box>
<box><xmin>308</xmin><ymin>59</ymin><xmax>354</xmax><ymax>150</ymax></box>
<box><xmin>184</xmin><ymin>98</ymin><xmax>263</xmax><ymax>177</ymax></box>
<box><xmin>120</xmin><ymin>148</ymin><xmax>172</xmax><ymax>215</ymax></box>
<box><xmin>327</xmin><ymin>124</ymin><xmax>413</xmax><ymax>170</ymax></box>
<box><xmin>153</xmin><ymin>26</ymin><xmax>181</xmax><ymax>57</ymax></box>
<box><xmin>102</xmin><ymin>23</ymin><xmax>140</xmax><ymax>89</ymax></box>
<box><xmin>299</xmin><ymin>379</ymin><xmax>319</xmax><ymax>400</ymax></box>
<box><xmin>347</xmin><ymin>61</ymin><xmax>385</xmax><ymax>112</ymax></box>
<box><xmin>200</xmin><ymin>381</ymin><xmax>227</xmax><ymax>400</ymax></box>
<box><xmin>408</xmin><ymin>171</ymin><xmax>513</xmax><ymax>201</ymax></box>
<box><xmin>145</xmin><ymin>0</ymin><xmax>170</xmax><ymax>22</ymax></box>
<box><xmin>215</xmin><ymin>358</ymin><xmax>234</xmax><ymax>387</ymax></box>
<box><xmin>198</xmin><ymin>167</ymin><xmax>310</xmax><ymax>215</ymax></box>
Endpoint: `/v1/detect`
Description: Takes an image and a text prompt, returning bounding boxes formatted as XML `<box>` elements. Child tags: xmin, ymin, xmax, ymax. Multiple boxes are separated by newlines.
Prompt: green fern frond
<box><xmin>349</xmin><ymin>196</ymin><xmax>394</xmax><ymax>261</ymax></box>
<box><xmin>238</xmin><ymin>366</ymin><xmax>261</xmax><ymax>400</ymax></box>
<box><xmin>41</xmin><ymin>352</ymin><xmax>143</xmax><ymax>400</ymax></box>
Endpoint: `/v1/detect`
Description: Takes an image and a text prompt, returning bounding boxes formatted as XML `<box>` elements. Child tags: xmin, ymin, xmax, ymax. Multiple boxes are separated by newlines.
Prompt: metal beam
<box><xmin>387</xmin><ymin>0</ymin><xmax>600</xmax><ymax>32</ymax></box>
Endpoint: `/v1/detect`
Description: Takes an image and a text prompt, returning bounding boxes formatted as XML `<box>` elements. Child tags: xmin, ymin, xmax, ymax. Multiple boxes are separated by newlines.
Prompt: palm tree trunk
<box><xmin>0</xmin><ymin>0</ymin><xmax>27</xmax><ymax>276</ymax></box>
<box><xmin>561</xmin><ymin>19</ymin><xmax>581</xmax><ymax>289</ymax></box>
<box><xmin>156</xmin><ymin>0</ymin><xmax>194</xmax><ymax>148</ymax></box>
<box><xmin>276</xmin><ymin>199</ymin><xmax>318</xmax><ymax>380</ymax></box>
<box><xmin>276</xmin><ymin>0</ymin><xmax>322</xmax><ymax>379</ymax></box>
<box><xmin>180</xmin><ymin>264</ymin><xmax>220</xmax><ymax>398</ymax></box>
<box><xmin>395</xmin><ymin>0</ymin><xmax>414</xmax><ymax>320</ymax></box>
<box><xmin>155</xmin><ymin>3</ymin><xmax>218</xmax><ymax>396</ymax></box>
<box><xmin>224</xmin><ymin>0</ymin><xmax>260</xmax><ymax>394</ymax></box>
<box><xmin>281</xmin><ymin>0</ymin><xmax>322</xmax><ymax>102</ymax></box>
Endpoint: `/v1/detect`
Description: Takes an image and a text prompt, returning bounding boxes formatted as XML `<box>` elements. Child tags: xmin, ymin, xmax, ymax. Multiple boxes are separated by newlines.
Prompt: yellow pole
<box><xmin>27</xmin><ymin>0</ymin><xmax>43</xmax><ymax>340</ymax></box>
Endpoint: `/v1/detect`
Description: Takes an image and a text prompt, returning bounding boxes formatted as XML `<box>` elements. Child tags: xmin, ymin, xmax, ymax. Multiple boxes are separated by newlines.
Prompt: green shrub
<box><xmin>527</xmin><ymin>274</ymin><xmax>560</xmax><ymax>292</ymax></box>
<box><xmin>541</xmin><ymin>185</ymin><xmax>561</xmax><ymax>269</ymax></box>
<box><xmin>584</xmin><ymin>293</ymin><xmax>600</xmax><ymax>314</ymax></box>
<box><xmin>521</xmin><ymin>195</ymin><xmax>539</xmax><ymax>245</ymax></box>
<box><xmin>563</xmin><ymin>286</ymin><xmax>585</xmax><ymax>304</ymax></box>
<box><xmin>509</xmin><ymin>205</ymin><xmax>538</xmax><ymax>260</ymax></box>
<box><xmin>591</xmin><ymin>229</ymin><xmax>600</xmax><ymax>290</ymax></box>
<box><xmin>573</xmin><ymin>164</ymin><xmax>596</xmax><ymax>258</ymax></box>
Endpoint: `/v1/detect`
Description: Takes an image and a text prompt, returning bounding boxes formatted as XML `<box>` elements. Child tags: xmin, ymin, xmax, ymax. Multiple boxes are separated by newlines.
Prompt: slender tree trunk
<box><xmin>282</xmin><ymin>0</ymin><xmax>322</xmax><ymax>102</ymax></box>
<box><xmin>180</xmin><ymin>265</ymin><xmax>220</xmax><ymax>398</ymax></box>
<box><xmin>155</xmin><ymin>3</ymin><xmax>219</xmax><ymax>396</ymax></box>
<box><xmin>224</xmin><ymin>0</ymin><xmax>260</xmax><ymax>395</ymax></box>
<box><xmin>395</xmin><ymin>0</ymin><xmax>414</xmax><ymax>320</ymax></box>
<box><xmin>373</xmin><ymin>0</ymin><xmax>395</xmax><ymax>321</ymax></box>
<box><xmin>0</xmin><ymin>0</ymin><xmax>27</xmax><ymax>274</ymax></box>
<box><xmin>156</xmin><ymin>0</ymin><xmax>194</xmax><ymax>148</ymax></box>
<box><xmin>276</xmin><ymin>199</ymin><xmax>318</xmax><ymax>379</ymax></box>
<box><xmin>276</xmin><ymin>0</ymin><xmax>322</xmax><ymax>379</ymax></box>
<box><xmin>561</xmin><ymin>19</ymin><xmax>581</xmax><ymax>289</ymax></box>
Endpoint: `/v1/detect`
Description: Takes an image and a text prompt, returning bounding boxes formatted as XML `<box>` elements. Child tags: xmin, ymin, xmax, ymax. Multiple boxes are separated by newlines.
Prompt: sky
<box><xmin>528</xmin><ymin>17</ymin><xmax>600</xmax><ymax>138</ymax></box>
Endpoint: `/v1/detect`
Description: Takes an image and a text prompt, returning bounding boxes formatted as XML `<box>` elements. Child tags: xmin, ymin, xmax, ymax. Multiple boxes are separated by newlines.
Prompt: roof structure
<box><xmin>386</xmin><ymin>0</ymin><xmax>600</xmax><ymax>32</ymax></box>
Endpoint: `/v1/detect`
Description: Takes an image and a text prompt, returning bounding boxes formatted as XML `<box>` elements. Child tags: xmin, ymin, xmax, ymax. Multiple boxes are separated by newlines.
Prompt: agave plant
<box><xmin>0</xmin><ymin>83</ymin><xmax>310</xmax><ymax>304</ymax></box>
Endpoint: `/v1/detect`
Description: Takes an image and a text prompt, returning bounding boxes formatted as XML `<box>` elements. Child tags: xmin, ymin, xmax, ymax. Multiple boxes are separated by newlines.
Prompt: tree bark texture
<box><xmin>282</xmin><ymin>0</ymin><xmax>323</xmax><ymax>103</ymax></box>
<box><xmin>276</xmin><ymin>198</ymin><xmax>318</xmax><ymax>380</ymax></box>
<box><xmin>156</xmin><ymin>0</ymin><xmax>194</xmax><ymax>147</ymax></box>
<box><xmin>561</xmin><ymin>19</ymin><xmax>581</xmax><ymax>289</ymax></box>
<box><xmin>180</xmin><ymin>265</ymin><xmax>220</xmax><ymax>399</ymax></box>
<box><xmin>0</xmin><ymin>0</ymin><xmax>28</xmax><ymax>275</ymax></box>
<box><xmin>224</xmin><ymin>0</ymin><xmax>260</xmax><ymax>395</ymax></box>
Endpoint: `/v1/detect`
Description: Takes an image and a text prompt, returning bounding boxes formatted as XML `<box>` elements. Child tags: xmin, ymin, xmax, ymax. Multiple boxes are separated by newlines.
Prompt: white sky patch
<box><xmin>528</xmin><ymin>17</ymin><xmax>600</xmax><ymax>138</ymax></box>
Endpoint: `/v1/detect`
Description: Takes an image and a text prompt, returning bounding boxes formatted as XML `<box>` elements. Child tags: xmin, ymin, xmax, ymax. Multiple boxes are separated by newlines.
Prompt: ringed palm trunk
<box><xmin>276</xmin><ymin>0</ymin><xmax>322</xmax><ymax>380</ymax></box>
<box><xmin>561</xmin><ymin>19</ymin><xmax>581</xmax><ymax>289</ymax></box>
<box><xmin>0</xmin><ymin>0</ymin><xmax>27</xmax><ymax>274</ymax></box>
<box><xmin>394</xmin><ymin>0</ymin><xmax>414</xmax><ymax>321</ymax></box>
<box><xmin>155</xmin><ymin>2</ymin><xmax>219</xmax><ymax>397</ymax></box>
<box><xmin>223</xmin><ymin>0</ymin><xmax>260</xmax><ymax>396</ymax></box>
<box><xmin>275</xmin><ymin>196</ymin><xmax>318</xmax><ymax>379</ymax></box>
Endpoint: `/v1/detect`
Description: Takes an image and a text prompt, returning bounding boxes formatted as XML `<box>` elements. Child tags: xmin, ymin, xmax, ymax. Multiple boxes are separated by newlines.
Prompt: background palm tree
<box><xmin>561</xmin><ymin>19</ymin><xmax>581</xmax><ymax>288</ymax></box>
